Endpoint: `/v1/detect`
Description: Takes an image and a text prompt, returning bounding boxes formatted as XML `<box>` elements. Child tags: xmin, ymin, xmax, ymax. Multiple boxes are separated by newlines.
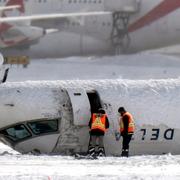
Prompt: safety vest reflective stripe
<box><xmin>91</xmin><ymin>113</ymin><xmax>106</xmax><ymax>132</ymax></box>
<box><xmin>120</xmin><ymin>112</ymin><xmax>135</xmax><ymax>134</ymax></box>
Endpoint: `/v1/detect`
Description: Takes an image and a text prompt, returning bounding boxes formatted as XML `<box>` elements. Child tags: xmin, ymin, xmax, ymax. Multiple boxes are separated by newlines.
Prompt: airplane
<box><xmin>1</xmin><ymin>0</ymin><xmax>180</xmax><ymax>58</ymax></box>
<box><xmin>0</xmin><ymin>0</ymin><xmax>110</xmax><ymax>54</ymax></box>
<box><xmin>0</xmin><ymin>65</ymin><xmax>179</xmax><ymax>156</ymax></box>
<box><xmin>0</xmin><ymin>3</ymin><xmax>57</xmax><ymax>50</ymax></box>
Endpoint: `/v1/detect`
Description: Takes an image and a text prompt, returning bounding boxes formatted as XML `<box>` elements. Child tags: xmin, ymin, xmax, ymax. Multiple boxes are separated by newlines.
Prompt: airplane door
<box><xmin>66</xmin><ymin>88</ymin><xmax>91</xmax><ymax>126</ymax></box>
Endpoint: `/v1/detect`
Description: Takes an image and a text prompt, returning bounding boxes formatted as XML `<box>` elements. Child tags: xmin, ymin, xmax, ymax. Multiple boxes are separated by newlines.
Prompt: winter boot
<box><xmin>121</xmin><ymin>149</ymin><xmax>129</xmax><ymax>157</ymax></box>
<box><xmin>87</xmin><ymin>146</ymin><xmax>96</xmax><ymax>157</ymax></box>
<box><xmin>98</xmin><ymin>147</ymin><xmax>106</xmax><ymax>157</ymax></box>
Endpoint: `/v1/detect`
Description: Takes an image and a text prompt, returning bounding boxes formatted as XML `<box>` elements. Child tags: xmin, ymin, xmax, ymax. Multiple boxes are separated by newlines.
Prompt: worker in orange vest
<box><xmin>88</xmin><ymin>108</ymin><xmax>109</xmax><ymax>157</ymax></box>
<box><xmin>118</xmin><ymin>107</ymin><xmax>135</xmax><ymax>157</ymax></box>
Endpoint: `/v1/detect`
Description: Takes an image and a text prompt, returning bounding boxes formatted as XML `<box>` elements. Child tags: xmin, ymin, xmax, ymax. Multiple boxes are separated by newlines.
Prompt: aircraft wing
<box><xmin>0</xmin><ymin>11</ymin><xmax>112</xmax><ymax>23</ymax></box>
<box><xmin>0</xmin><ymin>5</ymin><xmax>20</xmax><ymax>11</ymax></box>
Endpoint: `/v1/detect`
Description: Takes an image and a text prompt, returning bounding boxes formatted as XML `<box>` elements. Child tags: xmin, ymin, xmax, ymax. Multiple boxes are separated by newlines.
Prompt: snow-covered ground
<box><xmin>1</xmin><ymin>52</ymin><xmax>180</xmax><ymax>179</ymax></box>
<box><xmin>4</xmin><ymin>52</ymin><xmax>180</xmax><ymax>81</ymax></box>
<box><xmin>0</xmin><ymin>142</ymin><xmax>180</xmax><ymax>180</ymax></box>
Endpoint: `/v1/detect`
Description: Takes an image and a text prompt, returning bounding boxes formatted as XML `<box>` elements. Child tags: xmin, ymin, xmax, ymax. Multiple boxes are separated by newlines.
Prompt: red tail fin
<box><xmin>6</xmin><ymin>0</ymin><xmax>25</xmax><ymax>13</ymax></box>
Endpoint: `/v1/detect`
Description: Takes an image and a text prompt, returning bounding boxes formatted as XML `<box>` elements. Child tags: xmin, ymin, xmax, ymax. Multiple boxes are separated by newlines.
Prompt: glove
<box><xmin>115</xmin><ymin>131</ymin><xmax>121</xmax><ymax>141</ymax></box>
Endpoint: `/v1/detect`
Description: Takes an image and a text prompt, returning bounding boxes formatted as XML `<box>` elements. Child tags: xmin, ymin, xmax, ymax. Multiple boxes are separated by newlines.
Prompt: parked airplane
<box><xmin>0</xmin><ymin>0</ymin><xmax>110</xmax><ymax>53</ymax></box>
<box><xmin>1</xmin><ymin>0</ymin><xmax>180</xmax><ymax>58</ymax></box>
<box><xmin>0</xmin><ymin>77</ymin><xmax>179</xmax><ymax>156</ymax></box>
<box><xmin>0</xmin><ymin>3</ymin><xmax>55</xmax><ymax>49</ymax></box>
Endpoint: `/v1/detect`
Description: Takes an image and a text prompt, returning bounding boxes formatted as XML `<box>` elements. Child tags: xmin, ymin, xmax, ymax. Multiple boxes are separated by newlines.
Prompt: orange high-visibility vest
<box><xmin>91</xmin><ymin>113</ymin><xmax>106</xmax><ymax>132</ymax></box>
<box><xmin>120</xmin><ymin>112</ymin><xmax>135</xmax><ymax>134</ymax></box>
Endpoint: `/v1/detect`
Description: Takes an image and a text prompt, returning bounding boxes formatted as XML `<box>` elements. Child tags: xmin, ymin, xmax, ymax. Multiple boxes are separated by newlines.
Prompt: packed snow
<box><xmin>4</xmin><ymin>53</ymin><xmax>180</xmax><ymax>81</ymax></box>
<box><xmin>1</xmin><ymin>53</ymin><xmax>180</xmax><ymax>179</ymax></box>
<box><xmin>0</xmin><ymin>142</ymin><xmax>180</xmax><ymax>180</ymax></box>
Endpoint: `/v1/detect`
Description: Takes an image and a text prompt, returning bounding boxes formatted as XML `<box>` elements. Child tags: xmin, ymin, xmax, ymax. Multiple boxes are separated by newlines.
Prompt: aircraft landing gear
<box><xmin>111</xmin><ymin>11</ymin><xmax>131</xmax><ymax>55</ymax></box>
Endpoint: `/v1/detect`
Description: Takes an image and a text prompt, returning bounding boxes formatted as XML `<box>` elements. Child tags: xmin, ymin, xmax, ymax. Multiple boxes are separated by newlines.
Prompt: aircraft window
<box><xmin>74</xmin><ymin>0</ymin><xmax>77</xmax><ymax>3</ymax></box>
<box><xmin>84</xmin><ymin>0</ymin><xmax>87</xmax><ymax>3</ymax></box>
<box><xmin>0</xmin><ymin>124</ymin><xmax>31</xmax><ymax>142</ymax></box>
<box><xmin>27</xmin><ymin>119</ymin><xmax>58</xmax><ymax>135</ymax></box>
<box><xmin>69</xmin><ymin>0</ymin><xmax>72</xmax><ymax>3</ymax></box>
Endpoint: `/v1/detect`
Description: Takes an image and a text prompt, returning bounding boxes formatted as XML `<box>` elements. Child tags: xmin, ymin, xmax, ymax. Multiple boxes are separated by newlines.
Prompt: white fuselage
<box><xmin>0</xmin><ymin>79</ymin><xmax>180</xmax><ymax>155</ymax></box>
<box><xmin>1</xmin><ymin>0</ymin><xmax>180</xmax><ymax>58</ymax></box>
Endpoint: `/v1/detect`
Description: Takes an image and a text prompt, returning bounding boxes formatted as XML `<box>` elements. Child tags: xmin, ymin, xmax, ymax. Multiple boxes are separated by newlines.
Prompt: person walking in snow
<box><xmin>88</xmin><ymin>108</ymin><xmax>109</xmax><ymax>157</ymax></box>
<box><xmin>118</xmin><ymin>107</ymin><xmax>135</xmax><ymax>157</ymax></box>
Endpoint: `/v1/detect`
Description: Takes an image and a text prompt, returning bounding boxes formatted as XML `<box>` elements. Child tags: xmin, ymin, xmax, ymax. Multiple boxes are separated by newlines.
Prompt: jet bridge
<box><xmin>104</xmin><ymin>0</ymin><xmax>141</xmax><ymax>53</ymax></box>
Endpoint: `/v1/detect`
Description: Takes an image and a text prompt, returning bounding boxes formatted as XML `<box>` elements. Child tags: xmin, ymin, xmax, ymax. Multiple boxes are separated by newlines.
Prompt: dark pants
<box><xmin>121</xmin><ymin>134</ymin><xmax>132</xmax><ymax>157</ymax></box>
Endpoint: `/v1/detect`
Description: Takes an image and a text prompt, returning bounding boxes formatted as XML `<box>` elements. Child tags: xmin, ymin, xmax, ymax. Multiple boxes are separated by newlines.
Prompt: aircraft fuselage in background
<box><xmin>1</xmin><ymin>0</ymin><xmax>180</xmax><ymax>58</ymax></box>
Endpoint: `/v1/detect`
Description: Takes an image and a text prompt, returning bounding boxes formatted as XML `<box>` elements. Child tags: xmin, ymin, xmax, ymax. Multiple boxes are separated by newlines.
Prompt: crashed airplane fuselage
<box><xmin>0</xmin><ymin>79</ymin><xmax>179</xmax><ymax>156</ymax></box>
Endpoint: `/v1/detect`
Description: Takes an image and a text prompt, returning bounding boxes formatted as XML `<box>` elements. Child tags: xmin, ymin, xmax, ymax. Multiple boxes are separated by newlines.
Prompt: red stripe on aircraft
<box><xmin>1</xmin><ymin>37</ymin><xmax>29</xmax><ymax>46</ymax></box>
<box><xmin>128</xmin><ymin>0</ymin><xmax>180</xmax><ymax>32</ymax></box>
<box><xmin>6</xmin><ymin>0</ymin><xmax>25</xmax><ymax>13</ymax></box>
